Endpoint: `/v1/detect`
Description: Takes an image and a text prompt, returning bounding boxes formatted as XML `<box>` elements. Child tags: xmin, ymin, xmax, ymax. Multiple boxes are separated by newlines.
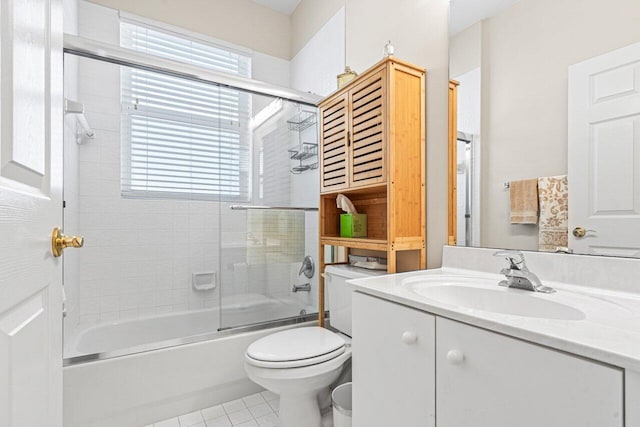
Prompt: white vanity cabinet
<box><xmin>352</xmin><ymin>292</ymin><xmax>625</xmax><ymax>427</ymax></box>
<box><xmin>436</xmin><ymin>317</ymin><xmax>624</xmax><ymax>427</ymax></box>
<box><xmin>352</xmin><ymin>292</ymin><xmax>436</xmax><ymax>427</ymax></box>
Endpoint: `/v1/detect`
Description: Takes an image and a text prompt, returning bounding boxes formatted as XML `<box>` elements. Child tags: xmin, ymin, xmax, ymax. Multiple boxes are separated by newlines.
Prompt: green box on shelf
<box><xmin>340</xmin><ymin>213</ymin><xmax>367</xmax><ymax>238</ymax></box>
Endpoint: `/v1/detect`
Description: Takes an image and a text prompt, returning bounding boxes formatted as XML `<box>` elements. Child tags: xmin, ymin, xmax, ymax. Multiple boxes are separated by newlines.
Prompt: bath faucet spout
<box><xmin>292</xmin><ymin>283</ymin><xmax>311</xmax><ymax>293</ymax></box>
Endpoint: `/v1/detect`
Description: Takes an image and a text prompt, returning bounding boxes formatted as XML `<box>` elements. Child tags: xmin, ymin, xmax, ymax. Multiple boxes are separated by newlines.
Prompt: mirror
<box><xmin>449</xmin><ymin>0</ymin><xmax>640</xmax><ymax>257</ymax></box>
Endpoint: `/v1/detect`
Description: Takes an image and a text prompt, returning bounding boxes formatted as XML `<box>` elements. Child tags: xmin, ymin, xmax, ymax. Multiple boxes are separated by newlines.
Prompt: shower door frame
<box><xmin>64</xmin><ymin>35</ymin><xmax>320</xmax><ymax>106</ymax></box>
<box><xmin>62</xmin><ymin>34</ymin><xmax>322</xmax><ymax>366</ymax></box>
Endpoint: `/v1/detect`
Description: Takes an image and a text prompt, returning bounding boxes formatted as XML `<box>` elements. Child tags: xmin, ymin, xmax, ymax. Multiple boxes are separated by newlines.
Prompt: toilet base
<box><xmin>278</xmin><ymin>389</ymin><xmax>324</xmax><ymax>427</ymax></box>
<box><xmin>243</xmin><ymin>330</ymin><xmax>352</xmax><ymax>427</ymax></box>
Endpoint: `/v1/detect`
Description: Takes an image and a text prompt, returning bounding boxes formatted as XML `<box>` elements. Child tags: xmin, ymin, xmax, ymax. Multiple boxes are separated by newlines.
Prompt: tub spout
<box><xmin>292</xmin><ymin>283</ymin><xmax>311</xmax><ymax>293</ymax></box>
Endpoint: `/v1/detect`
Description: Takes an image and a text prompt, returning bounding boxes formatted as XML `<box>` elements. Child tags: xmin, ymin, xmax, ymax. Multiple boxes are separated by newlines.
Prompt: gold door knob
<box><xmin>572</xmin><ymin>226</ymin><xmax>596</xmax><ymax>238</ymax></box>
<box><xmin>51</xmin><ymin>227</ymin><xmax>84</xmax><ymax>257</ymax></box>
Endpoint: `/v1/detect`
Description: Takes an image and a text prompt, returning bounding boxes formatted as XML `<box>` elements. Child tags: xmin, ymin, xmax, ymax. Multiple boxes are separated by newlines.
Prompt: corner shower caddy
<box><xmin>287</xmin><ymin>110</ymin><xmax>318</xmax><ymax>174</ymax></box>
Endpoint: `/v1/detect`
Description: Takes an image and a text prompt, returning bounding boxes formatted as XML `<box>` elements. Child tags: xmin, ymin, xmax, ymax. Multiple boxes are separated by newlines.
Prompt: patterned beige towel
<box><xmin>538</xmin><ymin>175</ymin><xmax>568</xmax><ymax>252</ymax></box>
<box><xmin>509</xmin><ymin>179</ymin><xmax>539</xmax><ymax>224</ymax></box>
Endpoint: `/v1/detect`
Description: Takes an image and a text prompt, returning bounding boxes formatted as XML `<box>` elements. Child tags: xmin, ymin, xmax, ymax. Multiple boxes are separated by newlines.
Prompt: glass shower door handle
<box><xmin>51</xmin><ymin>227</ymin><xmax>84</xmax><ymax>257</ymax></box>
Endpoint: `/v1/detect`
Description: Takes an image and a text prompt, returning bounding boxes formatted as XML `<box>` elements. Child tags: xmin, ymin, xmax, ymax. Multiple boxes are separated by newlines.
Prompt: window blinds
<box><xmin>120</xmin><ymin>21</ymin><xmax>252</xmax><ymax>200</ymax></box>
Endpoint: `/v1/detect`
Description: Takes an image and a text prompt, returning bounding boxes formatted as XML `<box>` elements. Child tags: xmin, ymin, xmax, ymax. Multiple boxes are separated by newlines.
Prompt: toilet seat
<box><xmin>246</xmin><ymin>326</ymin><xmax>346</xmax><ymax>369</ymax></box>
<box><xmin>246</xmin><ymin>345</ymin><xmax>345</xmax><ymax>368</ymax></box>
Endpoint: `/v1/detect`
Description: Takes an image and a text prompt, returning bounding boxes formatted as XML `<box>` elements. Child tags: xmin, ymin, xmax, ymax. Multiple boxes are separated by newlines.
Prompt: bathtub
<box><xmin>63</xmin><ymin>294</ymin><xmax>316</xmax><ymax>427</ymax></box>
<box><xmin>65</xmin><ymin>293</ymin><xmax>310</xmax><ymax>359</ymax></box>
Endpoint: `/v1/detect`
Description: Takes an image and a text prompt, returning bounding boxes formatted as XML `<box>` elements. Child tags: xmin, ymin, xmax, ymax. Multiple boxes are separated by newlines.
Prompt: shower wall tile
<box><xmin>83</xmin><ymin>110</ymin><xmax>120</xmax><ymax>132</ymax></box>
<box><xmin>100</xmin><ymin>311</ymin><xmax>119</xmax><ymax>322</ymax></box>
<box><xmin>73</xmin><ymin>46</ymin><xmax>224</xmax><ymax>325</ymax></box>
<box><xmin>119</xmin><ymin>309</ymin><xmax>139</xmax><ymax>321</ymax></box>
<box><xmin>100</xmin><ymin>295</ymin><xmax>119</xmax><ymax>313</ymax></box>
<box><xmin>118</xmin><ymin>294</ymin><xmax>138</xmax><ymax>311</ymax></box>
<box><xmin>78</xmin><ymin>314</ymin><xmax>99</xmax><ymax>325</ymax></box>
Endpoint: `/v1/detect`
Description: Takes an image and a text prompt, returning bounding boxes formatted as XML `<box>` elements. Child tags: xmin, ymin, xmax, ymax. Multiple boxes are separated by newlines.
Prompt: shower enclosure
<box><xmin>62</xmin><ymin>32</ymin><xmax>321</xmax><ymax>363</ymax></box>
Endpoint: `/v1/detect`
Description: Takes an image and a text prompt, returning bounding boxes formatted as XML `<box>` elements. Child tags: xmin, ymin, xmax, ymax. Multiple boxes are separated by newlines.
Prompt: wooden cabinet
<box><xmin>319</xmin><ymin>69</ymin><xmax>388</xmax><ymax>193</ymax></box>
<box><xmin>347</xmin><ymin>70</ymin><xmax>387</xmax><ymax>188</ymax></box>
<box><xmin>352</xmin><ymin>292</ymin><xmax>435</xmax><ymax>427</ymax></box>
<box><xmin>318</xmin><ymin>58</ymin><xmax>426</xmax><ymax>324</ymax></box>
<box><xmin>319</xmin><ymin>58</ymin><xmax>423</xmax><ymax>195</ymax></box>
<box><xmin>318</xmin><ymin>57</ymin><xmax>426</xmax><ymax>326</ymax></box>
<box><xmin>319</xmin><ymin>93</ymin><xmax>349</xmax><ymax>192</ymax></box>
<box><xmin>352</xmin><ymin>294</ymin><xmax>625</xmax><ymax>427</ymax></box>
<box><xmin>436</xmin><ymin>317</ymin><xmax>623</xmax><ymax>427</ymax></box>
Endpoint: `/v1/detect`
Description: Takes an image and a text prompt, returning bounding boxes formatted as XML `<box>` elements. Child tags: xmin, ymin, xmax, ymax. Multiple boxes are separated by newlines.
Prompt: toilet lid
<box><xmin>246</xmin><ymin>327</ymin><xmax>345</xmax><ymax>365</ymax></box>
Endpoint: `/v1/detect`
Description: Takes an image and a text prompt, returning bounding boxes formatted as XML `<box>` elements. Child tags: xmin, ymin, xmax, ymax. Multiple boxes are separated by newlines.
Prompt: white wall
<box><xmin>455</xmin><ymin>68</ymin><xmax>480</xmax><ymax>136</ymax></box>
<box><xmin>449</xmin><ymin>22</ymin><xmax>481</xmax><ymax>78</ymax></box>
<box><xmin>87</xmin><ymin>0</ymin><xmax>291</xmax><ymax>59</ymax></box>
<box><xmin>290</xmin><ymin>0</ymin><xmax>451</xmax><ymax>268</ymax></box>
<box><xmin>290</xmin><ymin>0</ymin><xmax>345</xmax><ymax>58</ymax></box>
<box><xmin>290</xmin><ymin>6</ymin><xmax>345</xmax><ymax>97</ymax></box>
<box><xmin>346</xmin><ymin>0</ymin><xmax>450</xmax><ymax>268</ymax></box>
<box><xmin>288</xmin><ymin>7</ymin><xmax>345</xmax><ymax>310</ymax></box>
<box><xmin>451</xmin><ymin>0</ymin><xmax>640</xmax><ymax>251</ymax></box>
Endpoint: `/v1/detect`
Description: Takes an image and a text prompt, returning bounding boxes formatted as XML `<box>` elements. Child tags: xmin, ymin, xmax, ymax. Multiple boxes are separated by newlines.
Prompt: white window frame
<box><xmin>119</xmin><ymin>18</ymin><xmax>252</xmax><ymax>201</ymax></box>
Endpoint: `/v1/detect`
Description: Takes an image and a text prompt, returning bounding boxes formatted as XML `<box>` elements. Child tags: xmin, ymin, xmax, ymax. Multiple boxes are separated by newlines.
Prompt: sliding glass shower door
<box><xmin>218</xmin><ymin>94</ymin><xmax>319</xmax><ymax>330</ymax></box>
<box><xmin>63</xmin><ymin>49</ymin><xmax>319</xmax><ymax>362</ymax></box>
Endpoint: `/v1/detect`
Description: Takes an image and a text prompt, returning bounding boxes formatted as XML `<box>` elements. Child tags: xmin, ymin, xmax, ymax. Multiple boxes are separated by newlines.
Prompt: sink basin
<box><xmin>403</xmin><ymin>276</ymin><xmax>586</xmax><ymax>320</ymax></box>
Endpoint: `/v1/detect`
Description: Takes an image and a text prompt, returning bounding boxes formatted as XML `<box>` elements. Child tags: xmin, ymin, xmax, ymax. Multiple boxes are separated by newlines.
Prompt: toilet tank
<box><xmin>325</xmin><ymin>265</ymin><xmax>387</xmax><ymax>336</ymax></box>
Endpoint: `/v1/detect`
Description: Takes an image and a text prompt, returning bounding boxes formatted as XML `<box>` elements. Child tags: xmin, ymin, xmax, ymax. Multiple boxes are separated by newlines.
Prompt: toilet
<box><xmin>244</xmin><ymin>265</ymin><xmax>385</xmax><ymax>427</ymax></box>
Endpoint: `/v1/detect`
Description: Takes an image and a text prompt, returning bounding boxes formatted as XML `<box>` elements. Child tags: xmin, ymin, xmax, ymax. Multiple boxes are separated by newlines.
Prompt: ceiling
<box><xmin>450</xmin><ymin>0</ymin><xmax>522</xmax><ymax>35</ymax></box>
<box><xmin>252</xmin><ymin>0</ymin><xmax>302</xmax><ymax>15</ymax></box>
<box><xmin>253</xmin><ymin>0</ymin><xmax>521</xmax><ymax>33</ymax></box>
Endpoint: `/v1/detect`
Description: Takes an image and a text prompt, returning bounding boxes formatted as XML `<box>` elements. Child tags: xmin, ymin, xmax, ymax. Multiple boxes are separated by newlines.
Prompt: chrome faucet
<box><xmin>493</xmin><ymin>250</ymin><xmax>555</xmax><ymax>293</ymax></box>
<box><xmin>292</xmin><ymin>283</ymin><xmax>311</xmax><ymax>293</ymax></box>
<box><xmin>299</xmin><ymin>255</ymin><xmax>315</xmax><ymax>279</ymax></box>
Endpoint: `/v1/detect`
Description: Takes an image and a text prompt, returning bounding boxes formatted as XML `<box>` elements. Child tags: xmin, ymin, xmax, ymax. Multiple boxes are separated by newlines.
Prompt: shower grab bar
<box><xmin>229</xmin><ymin>205</ymin><xmax>318</xmax><ymax>212</ymax></box>
<box><xmin>64</xmin><ymin>98</ymin><xmax>95</xmax><ymax>144</ymax></box>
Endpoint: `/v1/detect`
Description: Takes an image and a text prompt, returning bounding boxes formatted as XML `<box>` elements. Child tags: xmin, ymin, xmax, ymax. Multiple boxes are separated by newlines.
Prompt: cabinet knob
<box><xmin>402</xmin><ymin>331</ymin><xmax>418</xmax><ymax>345</ymax></box>
<box><xmin>446</xmin><ymin>349</ymin><xmax>464</xmax><ymax>365</ymax></box>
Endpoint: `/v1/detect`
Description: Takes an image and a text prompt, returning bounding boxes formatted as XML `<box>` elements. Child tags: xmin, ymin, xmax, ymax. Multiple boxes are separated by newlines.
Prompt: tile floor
<box><xmin>144</xmin><ymin>390</ymin><xmax>334</xmax><ymax>427</ymax></box>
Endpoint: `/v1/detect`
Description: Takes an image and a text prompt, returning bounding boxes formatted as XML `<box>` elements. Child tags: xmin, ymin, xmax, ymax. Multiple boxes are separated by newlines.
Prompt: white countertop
<box><xmin>349</xmin><ymin>267</ymin><xmax>640</xmax><ymax>372</ymax></box>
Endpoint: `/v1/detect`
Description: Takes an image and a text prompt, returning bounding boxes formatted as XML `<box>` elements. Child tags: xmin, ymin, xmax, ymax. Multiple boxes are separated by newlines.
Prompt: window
<box><xmin>120</xmin><ymin>21</ymin><xmax>252</xmax><ymax>200</ymax></box>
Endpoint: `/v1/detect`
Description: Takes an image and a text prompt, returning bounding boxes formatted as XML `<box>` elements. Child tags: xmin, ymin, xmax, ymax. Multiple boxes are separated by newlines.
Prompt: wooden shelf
<box><xmin>320</xmin><ymin>183</ymin><xmax>388</xmax><ymax>197</ymax></box>
<box><xmin>317</xmin><ymin>57</ymin><xmax>426</xmax><ymax>327</ymax></box>
<box><xmin>320</xmin><ymin>235</ymin><xmax>388</xmax><ymax>251</ymax></box>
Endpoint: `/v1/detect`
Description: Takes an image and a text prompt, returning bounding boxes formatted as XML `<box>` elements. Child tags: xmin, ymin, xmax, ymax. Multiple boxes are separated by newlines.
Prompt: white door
<box><xmin>437</xmin><ymin>317</ymin><xmax>623</xmax><ymax>427</ymax></box>
<box><xmin>352</xmin><ymin>292</ymin><xmax>435</xmax><ymax>427</ymax></box>
<box><xmin>0</xmin><ymin>1</ymin><xmax>64</xmax><ymax>426</ymax></box>
<box><xmin>568</xmin><ymin>42</ymin><xmax>640</xmax><ymax>257</ymax></box>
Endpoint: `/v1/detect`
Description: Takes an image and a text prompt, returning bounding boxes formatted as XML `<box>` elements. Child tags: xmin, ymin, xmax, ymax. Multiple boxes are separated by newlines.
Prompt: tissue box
<box><xmin>340</xmin><ymin>214</ymin><xmax>367</xmax><ymax>238</ymax></box>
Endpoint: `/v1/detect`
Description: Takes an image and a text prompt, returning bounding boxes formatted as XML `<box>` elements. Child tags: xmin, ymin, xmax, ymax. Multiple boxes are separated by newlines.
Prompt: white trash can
<box><xmin>332</xmin><ymin>382</ymin><xmax>352</xmax><ymax>427</ymax></box>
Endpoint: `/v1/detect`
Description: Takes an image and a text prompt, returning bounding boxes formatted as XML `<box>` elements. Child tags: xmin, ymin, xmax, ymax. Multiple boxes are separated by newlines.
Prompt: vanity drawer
<box><xmin>436</xmin><ymin>317</ymin><xmax>624</xmax><ymax>427</ymax></box>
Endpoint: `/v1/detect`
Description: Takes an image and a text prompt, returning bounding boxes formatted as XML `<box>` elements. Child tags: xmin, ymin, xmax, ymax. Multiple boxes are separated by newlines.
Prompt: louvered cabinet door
<box><xmin>320</xmin><ymin>93</ymin><xmax>349</xmax><ymax>193</ymax></box>
<box><xmin>349</xmin><ymin>70</ymin><xmax>386</xmax><ymax>188</ymax></box>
